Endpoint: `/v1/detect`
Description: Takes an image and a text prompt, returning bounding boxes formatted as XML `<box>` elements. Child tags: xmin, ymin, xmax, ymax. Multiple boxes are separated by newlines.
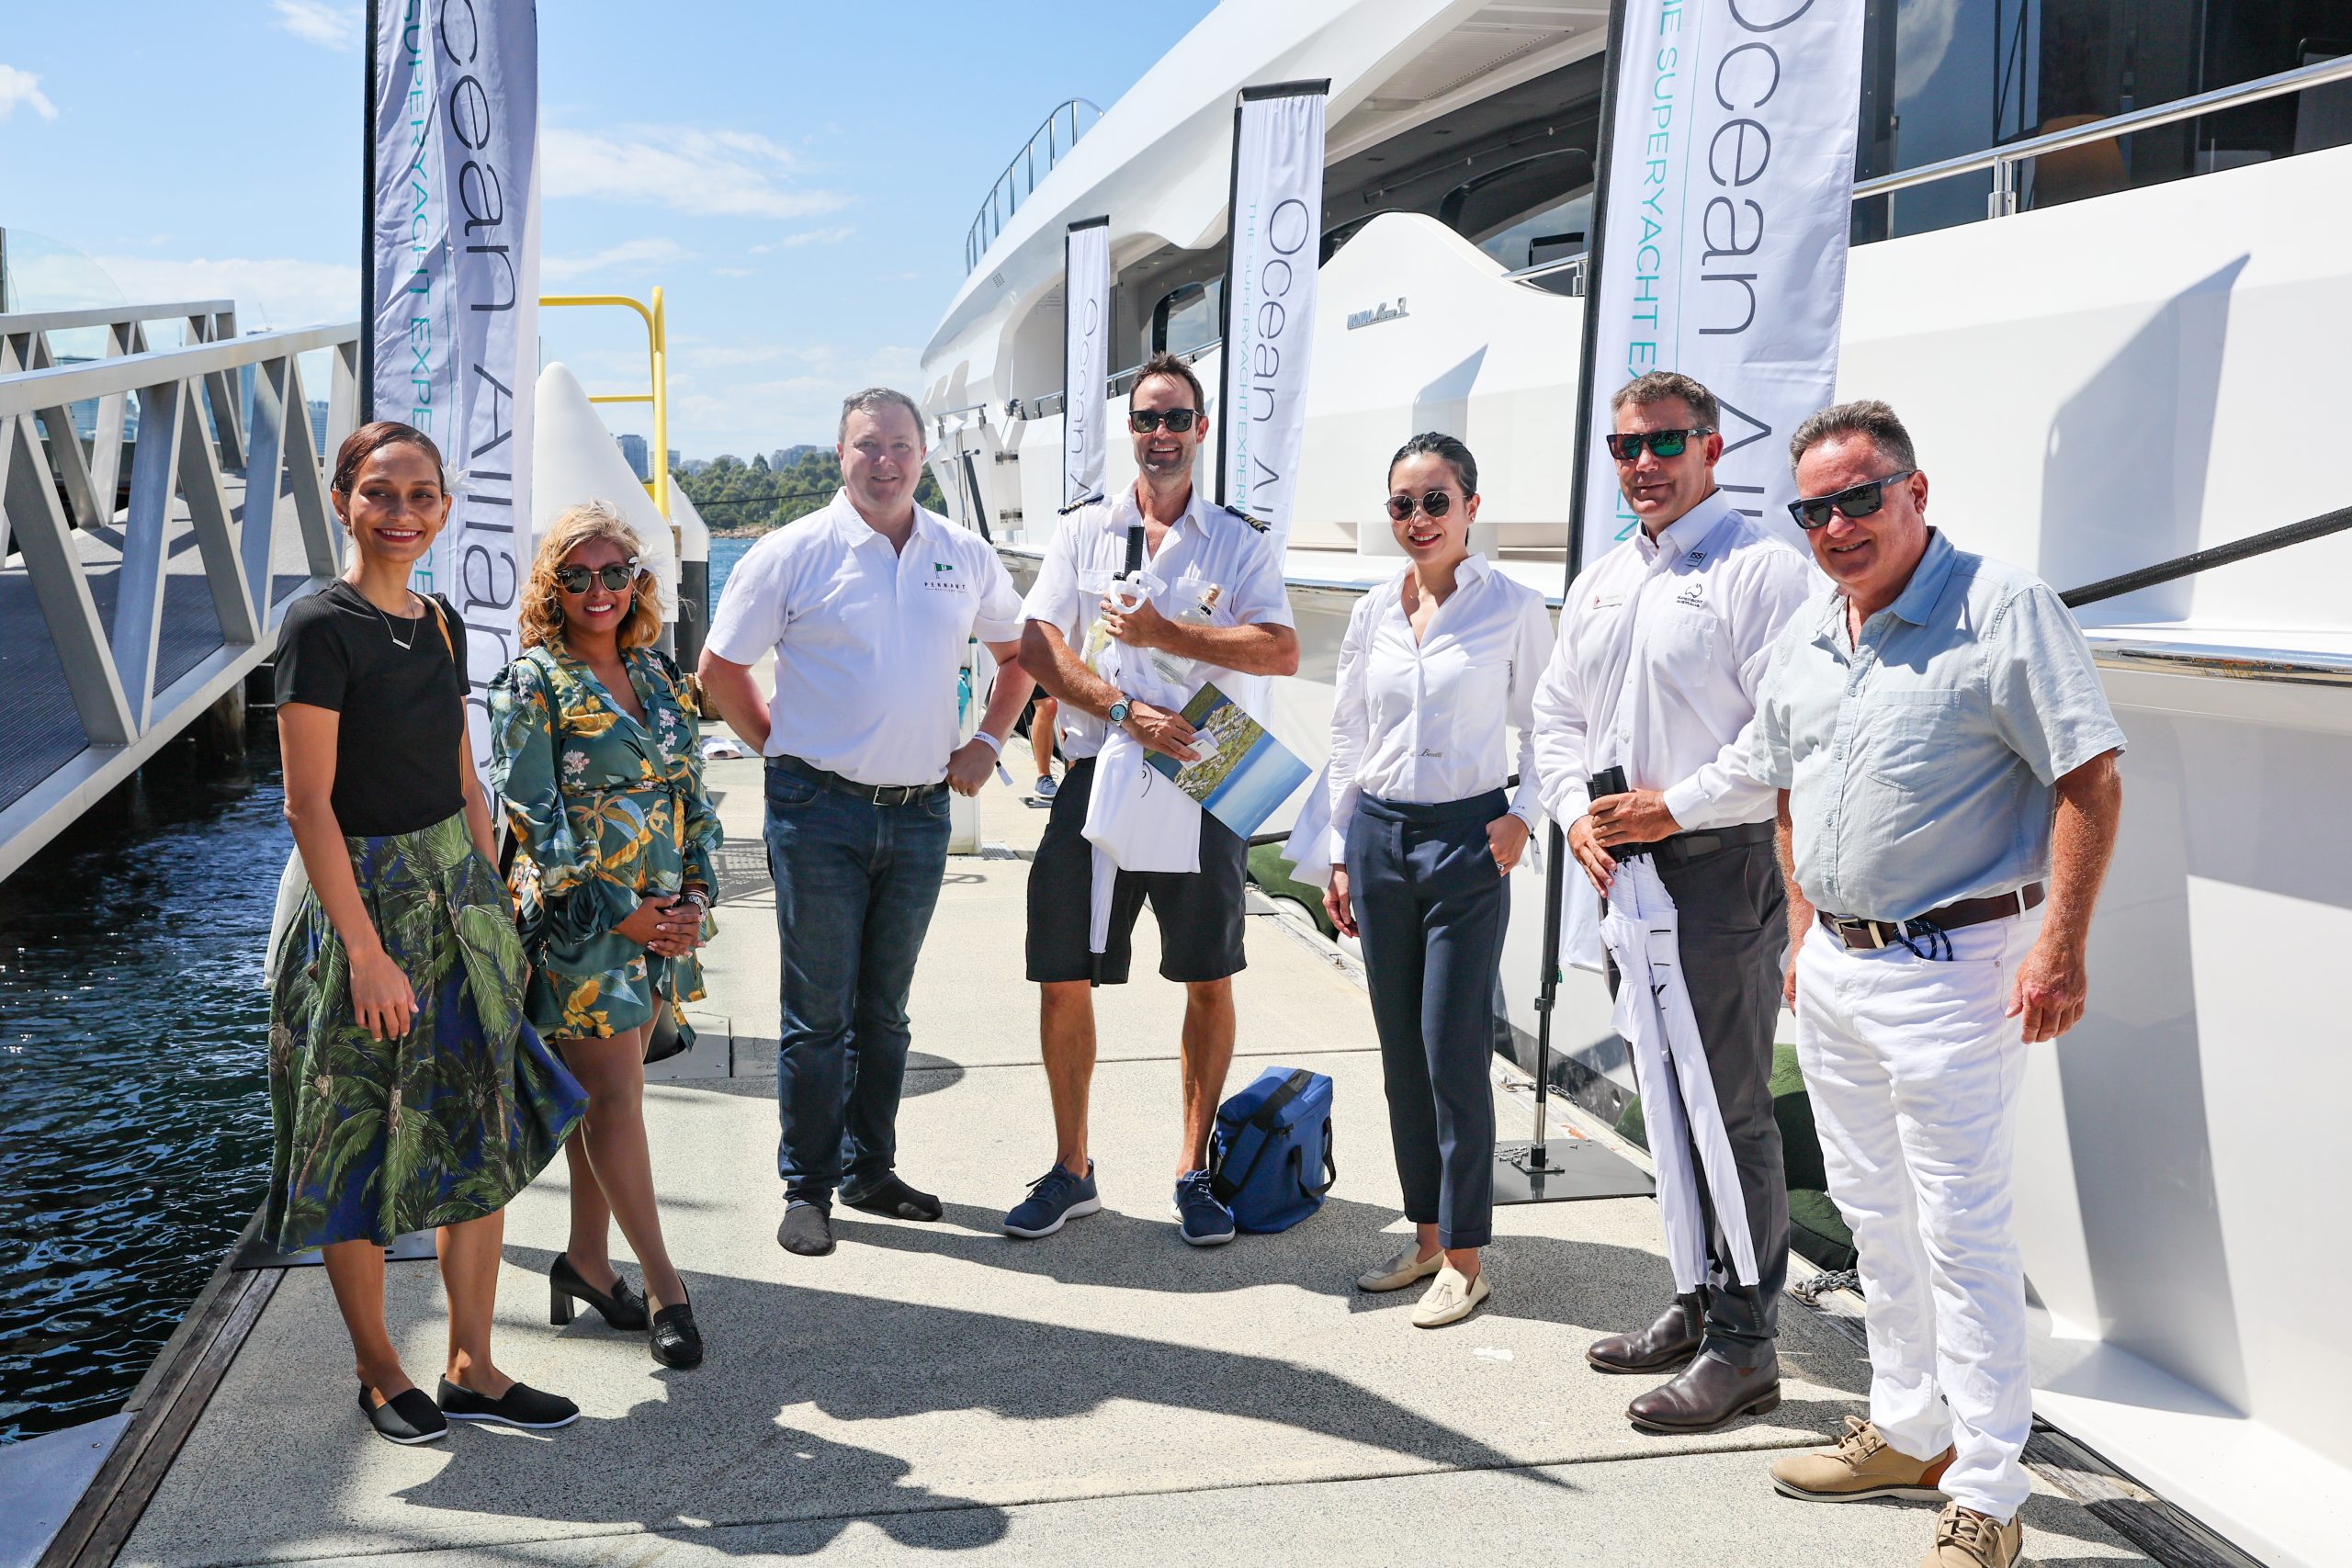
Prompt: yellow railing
<box><xmin>538</xmin><ymin>288</ymin><xmax>669</xmax><ymax>518</ymax></box>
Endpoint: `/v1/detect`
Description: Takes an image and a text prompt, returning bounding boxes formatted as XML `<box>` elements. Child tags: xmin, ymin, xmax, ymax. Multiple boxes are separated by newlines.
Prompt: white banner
<box><xmin>371</xmin><ymin>0</ymin><xmax>540</xmax><ymax>776</ymax></box>
<box><xmin>1577</xmin><ymin>0</ymin><xmax>1866</xmax><ymax>567</ymax></box>
<box><xmin>1217</xmin><ymin>81</ymin><xmax>1328</xmax><ymax>547</ymax></box>
<box><xmin>1062</xmin><ymin>217</ymin><xmax>1111</xmax><ymax>509</ymax></box>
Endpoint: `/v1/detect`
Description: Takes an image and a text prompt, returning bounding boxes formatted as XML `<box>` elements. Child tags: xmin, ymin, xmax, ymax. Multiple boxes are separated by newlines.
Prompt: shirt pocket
<box><xmin>1646</xmin><ymin>604</ymin><xmax>1723</xmax><ymax>689</ymax></box>
<box><xmin>1860</xmin><ymin>689</ymin><xmax>1970</xmax><ymax>790</ymax></box>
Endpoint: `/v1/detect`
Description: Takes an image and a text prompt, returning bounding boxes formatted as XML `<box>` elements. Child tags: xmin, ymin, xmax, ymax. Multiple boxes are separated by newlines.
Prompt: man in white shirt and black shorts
<box><xmin>700</xmin><ymin>388</ymin><xmax>1032</xmax><ymax>1259</ymax></box>
<box><xmin>1533</xmin><ymin>370</ymin><xmax>1817</xmax><ymax>1432</ymax></box>
<box><xmin>1003</xmin><ymin>353</ymin><xmax>1299</xmax><ymax>1248</ymax></box>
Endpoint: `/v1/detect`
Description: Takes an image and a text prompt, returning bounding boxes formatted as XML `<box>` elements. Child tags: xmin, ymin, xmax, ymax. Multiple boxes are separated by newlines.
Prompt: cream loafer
<box><xmin>1412</xmin><ymin>1264</ymin><xmax>1491</xmax><ymax>1327</ymax></box>
<box><xmin>1357</xmin><ymin>1242</ymin><xmax>1445</xmax><ymax>1293</ymax></box>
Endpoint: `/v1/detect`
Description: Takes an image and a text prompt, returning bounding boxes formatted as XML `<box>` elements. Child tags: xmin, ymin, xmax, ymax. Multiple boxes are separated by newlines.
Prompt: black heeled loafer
<box><xmin>550</xmin><ymin>1254</ymin><xmax>649</xmax><ymax>1329</ymax></box>
<box><xmin>358</xmin><ymin>1382</ymin><xmax>447</xmax><ymax>1445</ymax></box>
<box><xmin>650</xmin><ymin>1298</ymin><xmax>703</xmax><ymax>1369</ymax></box>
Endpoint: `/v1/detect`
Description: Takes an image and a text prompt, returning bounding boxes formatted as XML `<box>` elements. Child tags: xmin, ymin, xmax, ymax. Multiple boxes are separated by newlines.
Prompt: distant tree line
<box><xmin>675</xmin><ymin>449</ymin><xmax>946</xmax><ymax>534</ymax></box>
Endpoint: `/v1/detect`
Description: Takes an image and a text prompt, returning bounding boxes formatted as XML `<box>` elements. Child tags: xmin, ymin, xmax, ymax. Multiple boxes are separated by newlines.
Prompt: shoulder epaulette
<box><xmin>1219</xmin><ymin>503</ymin><xmax>1270</xmax><ymax>533</ymax></box>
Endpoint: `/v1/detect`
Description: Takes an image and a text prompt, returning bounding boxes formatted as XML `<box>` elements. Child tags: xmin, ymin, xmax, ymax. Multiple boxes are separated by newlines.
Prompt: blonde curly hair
<box><xmin>518</xmin><ymin>501</ymin><xmax>664</xmax><ymax>651</ymax></box>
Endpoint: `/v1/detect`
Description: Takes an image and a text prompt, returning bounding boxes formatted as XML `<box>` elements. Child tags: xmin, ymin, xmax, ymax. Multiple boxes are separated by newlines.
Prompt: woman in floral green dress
<box><xmin>491</xmin><ymin>501</ymin><xmax>720</xmax><ymax>1369</ymax></box>
<box><xmin>269</xmin><ymin>422</ymin><xmax>588</xmax><ymax>1446</ymax></box>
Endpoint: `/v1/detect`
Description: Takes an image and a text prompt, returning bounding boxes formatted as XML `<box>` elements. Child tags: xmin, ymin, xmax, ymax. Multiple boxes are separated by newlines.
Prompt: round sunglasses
<box><xmin>555</xmin><ymin>560</ymin><xmax>641</xmax><ymax>593</ymax></box>
<box><xmin>1605</xmin><ymin>426</ymin><xmax>1713</xmax><ymax>461</ymax></box>
<box><xmin>1786</xmin><ymin>469</ymin><xmax>1917</xmax><ymax>531</ymax></box>
<box><xmin>1385</xmin><ymin>489</ymin><xmax>1463</xmax><ymax>522</ymax></box>
<box><xmin>1128</xmin><ymin>408</ymin><xmax>1200</xmax><ymax>434</ymax></box>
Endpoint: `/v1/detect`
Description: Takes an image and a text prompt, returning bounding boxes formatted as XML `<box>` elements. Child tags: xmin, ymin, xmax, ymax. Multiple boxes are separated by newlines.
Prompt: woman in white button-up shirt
<box><xmin>1324</xmin><ymin>434</ymin><xmax>1552</xmax><ymax>1328</ymax></box>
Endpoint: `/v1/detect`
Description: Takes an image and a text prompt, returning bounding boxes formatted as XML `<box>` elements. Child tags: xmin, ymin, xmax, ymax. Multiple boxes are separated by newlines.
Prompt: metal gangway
<box><xmin>0</xmin><ymin>302</ymin><xmax>359</xmax><ymax>882</ymax></box>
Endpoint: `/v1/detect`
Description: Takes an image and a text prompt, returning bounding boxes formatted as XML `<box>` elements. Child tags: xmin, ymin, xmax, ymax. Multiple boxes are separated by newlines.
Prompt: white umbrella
<box><xmin>1600</xmin><ymin>855</ymin><xmax>1760</xmax><ymax>1293</ymax></box>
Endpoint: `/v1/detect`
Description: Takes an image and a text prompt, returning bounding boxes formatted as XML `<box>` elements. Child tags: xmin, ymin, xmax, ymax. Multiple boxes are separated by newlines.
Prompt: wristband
<box><xmin>971</xmin><ymin>729</ymin><xmax>1004</xmax><ymax>756</ymax></box>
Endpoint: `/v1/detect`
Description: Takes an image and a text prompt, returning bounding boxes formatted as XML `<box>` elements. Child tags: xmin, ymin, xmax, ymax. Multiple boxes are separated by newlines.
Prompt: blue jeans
<box><xmin>764</xmin><ymin>762</ymin><xmax>951</xmax><ymax>1203</ymax></box>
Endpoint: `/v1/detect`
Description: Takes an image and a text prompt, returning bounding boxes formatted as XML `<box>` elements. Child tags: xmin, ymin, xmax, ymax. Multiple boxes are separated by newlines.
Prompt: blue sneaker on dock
<box><xmin>1171</xmin><ymin>1169</ymin><xmax>1235</xmax><ymax>1247</ymax></box>
<box><xmin>1003</xmin><ymin>1159</ymin><xmax>1100</xmax><ymax>1237</ymax></box>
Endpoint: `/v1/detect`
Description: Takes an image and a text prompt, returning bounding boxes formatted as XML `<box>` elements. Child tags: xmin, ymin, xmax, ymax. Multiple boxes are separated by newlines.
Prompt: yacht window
<box><xmin>1152</xmin><ymin>278</ymin><xmax>1222</xmax><ymax>357</ymax></box>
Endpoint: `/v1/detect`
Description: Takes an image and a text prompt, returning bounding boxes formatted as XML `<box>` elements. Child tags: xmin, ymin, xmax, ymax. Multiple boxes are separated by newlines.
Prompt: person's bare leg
<box><xmin>564</xmin><ymin>1025</ymin><xmax>687</xmax><ymax>1311</ymax></box>
<box><xmin>322</xmin><ymin>1237</ymin><xmax>410</xmax><ymax>1406</ymax></box>
<box><xmin>1040</xmin><ymin>980</ymin><xmax>1097</xmax><ymax>1176</ymax></box>
<box><xmin>555</xmin><ymin>1108</ymin><xmax>617</xmax><ymax>1291</ymax></box>
<box><xmin>1177</xmin><ymin>978</ymin><xmax>1237</xmax><ymax>1172</ymax></box>
<box><xmin>1030</xmin><ymin>698</ymin><xmax>1058</xmax><ymax>782</ymax></box>
<box><xmin>438</xmin><ymin>1209</ymin><xmax>514</xmax><ymax>1396</ymax></box>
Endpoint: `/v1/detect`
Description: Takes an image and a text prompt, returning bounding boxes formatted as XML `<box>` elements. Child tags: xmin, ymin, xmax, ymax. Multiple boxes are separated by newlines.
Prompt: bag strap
<box><xmin>1208</xmin><ymin>1071</ymin><xmax>1317</xmax><ymax>1205</ymax></box>
<box><xmin>1247</xmin><ymin>1069</ymin><xmax>1316</xmax><ymax>1134</ymax></box>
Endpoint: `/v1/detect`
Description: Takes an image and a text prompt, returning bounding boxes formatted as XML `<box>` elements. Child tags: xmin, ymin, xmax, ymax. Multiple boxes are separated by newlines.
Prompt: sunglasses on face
<box><xmin>1385</xmin><ymin>490</ymin><xmax>1458</xmax><ymax>522</ymax></box>
<box><xmin>1128</xmin><ymin>408</ymin><xmax>1200</xmax><ymax>434</ymax></box>
<box><xmin>1605</xmin><ymin>426</ymin><xmax>1714</xmax><ymax>461</ymax></box>
<box><xmin>555</xmin><ymin>561</ymin><xmax>639</xmax><ymax>593</ymax></box>
<box><xmin>1786</xmin><ymin>469</ymin><xmax>1917</xmax><ymax>530</ymax></box>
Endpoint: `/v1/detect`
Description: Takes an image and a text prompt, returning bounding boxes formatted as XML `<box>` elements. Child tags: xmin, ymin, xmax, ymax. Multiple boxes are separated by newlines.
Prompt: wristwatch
<box><xmin>1107</xmin><ymin>696</ymin><xmax>1134</xmax><ymax>726</ymax></box>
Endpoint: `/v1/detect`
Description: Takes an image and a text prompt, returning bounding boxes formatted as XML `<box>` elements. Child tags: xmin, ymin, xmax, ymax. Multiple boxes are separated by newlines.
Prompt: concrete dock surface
<box><xmin>119</xmin><ymin>763</ymin><xmax>2155</xmax><ymax>1568</ymax></box>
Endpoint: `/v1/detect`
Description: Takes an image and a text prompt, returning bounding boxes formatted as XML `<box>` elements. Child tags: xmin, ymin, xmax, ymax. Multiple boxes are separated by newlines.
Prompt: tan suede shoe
<box><xmin>1770</xmin><ymin>1416</ymin><xmax>1954</xmax><ymax>1502</ymax></box>
<box><xmin>1921</xmin><ymin>1505</ymin><xmax>2022</xmax><ymax>1567</ymax></box>
<box><xmin>1356</xmin><ymin>1242</ymin><xmax>1444</xmax><ymax>1293</ymax></box>
<box><xmin>1411</xmin><ymin>1264</ymin><xmax>1491</xmax><ymax>1327</ymax></box>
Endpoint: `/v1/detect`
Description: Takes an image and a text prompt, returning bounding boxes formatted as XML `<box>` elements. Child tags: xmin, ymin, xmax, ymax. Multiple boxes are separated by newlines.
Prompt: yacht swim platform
<box><xmin>35</xmin><ymin>761</ymin><xmax>2232</xmax><ymax>1568</ymax></box>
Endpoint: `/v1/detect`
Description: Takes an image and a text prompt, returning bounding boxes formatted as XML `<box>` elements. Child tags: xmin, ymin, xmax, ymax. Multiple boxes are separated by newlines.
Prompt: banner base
<box><xmin>1492</xmin><ymin>1137</ymin><xmax>1654</xmax><ymax>1206</ymax></box>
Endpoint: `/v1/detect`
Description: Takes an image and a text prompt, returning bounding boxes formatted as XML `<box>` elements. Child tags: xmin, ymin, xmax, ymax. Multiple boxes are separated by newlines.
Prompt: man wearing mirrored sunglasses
<box><xmin>1751</xmin><ymin>400</ymin><xmax>2122</xmax><ymax>1568</ymax></box>
<box><xmin>1532</xmin><ymin>370</ymin><xmax>1818</xmax><ymax>1434</ymax></box>
<box><xmin>1008</xmin><ymin>352</ymin><xmax>1298</xmax><ymax>1248</ymax></box>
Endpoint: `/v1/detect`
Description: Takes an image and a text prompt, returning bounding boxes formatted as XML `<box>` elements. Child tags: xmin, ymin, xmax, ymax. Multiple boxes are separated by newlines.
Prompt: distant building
<box><xmin>679</xmin><ymin>457</ymin><xmax>711</xmax><ymax>476</ymax></box>
<box><xmin>616</xmin><ymin>433</ymin><xmax>650</xmax><ymax>481</ymax></box>
<box><xmin>773</xmin><ymin>444</ymin><xmax>823</xmax><ymax>468</ymax></box>
<box><xmin>307</xmin><ymin>400</ymin><xmax>330</xmax><ymax>454</ymax></box>
<box><xmin>667</xmin><ymin>448</ymin><xmax>680</xmax><ymax>473</ymax></box>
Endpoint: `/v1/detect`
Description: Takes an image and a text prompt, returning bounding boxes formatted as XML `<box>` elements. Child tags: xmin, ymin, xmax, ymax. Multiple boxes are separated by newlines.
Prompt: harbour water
<box><xmin>0</xmin><ymin>553</ymin><xmax>765</xmax><ymax>1448</ymax></box>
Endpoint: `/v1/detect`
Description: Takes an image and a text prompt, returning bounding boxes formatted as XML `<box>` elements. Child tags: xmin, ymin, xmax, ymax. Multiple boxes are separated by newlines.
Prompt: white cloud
<box><xmin>540</xmin><ymin>237</ymin><xmax>691</xmax><ymax>284</ymax></box>
<box><xmin>0</xmin><ymin>64</ymin><xmax>60</xmax><ymax>121</ymax></box>
<box><xmin>90</xmin><ymin>255</ymin><xmax>359</xmax><ymax>331</ymax></box>
<box><xmin>544</xmin><ymin>125</ymin><xmax>850</xmax><ymax>220</ymax></box>
<box><xmin>271</xmin><ymin>0</ymin><xmax>361</xmax><ymax>51</ymax></box>
<box><xmin>749</xmin><ymin>227</ymin><xmax>856</xmax><ymax>254</ymax></box>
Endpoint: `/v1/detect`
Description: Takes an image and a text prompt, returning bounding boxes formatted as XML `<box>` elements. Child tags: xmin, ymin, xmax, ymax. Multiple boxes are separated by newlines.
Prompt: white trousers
<box><xmin>1793</xmin><ymin>910</ymin><xmax>2041</xmax><ymax>1521</ymax></box>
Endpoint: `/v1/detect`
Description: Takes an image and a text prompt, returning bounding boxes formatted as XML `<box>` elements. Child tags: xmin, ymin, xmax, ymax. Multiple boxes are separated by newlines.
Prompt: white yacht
<box><xmin>919</xmin><ymin>6</ymin><xmax>2352</xmax><ymax>1563</ymax></box>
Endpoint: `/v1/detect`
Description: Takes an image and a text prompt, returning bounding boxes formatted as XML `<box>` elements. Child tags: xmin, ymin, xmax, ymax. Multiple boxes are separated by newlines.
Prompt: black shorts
<box><xmin>1026</xmin><ymin>757</ymin><xmax>1250</xmax><ymax>986</ymax></box>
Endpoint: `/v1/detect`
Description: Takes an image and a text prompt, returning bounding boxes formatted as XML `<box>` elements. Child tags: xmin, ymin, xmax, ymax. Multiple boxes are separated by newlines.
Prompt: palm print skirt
<box><xmin>263</xmin><ymin>811</ymin><xmax>587</xmax><ymax>1251</ymax></box>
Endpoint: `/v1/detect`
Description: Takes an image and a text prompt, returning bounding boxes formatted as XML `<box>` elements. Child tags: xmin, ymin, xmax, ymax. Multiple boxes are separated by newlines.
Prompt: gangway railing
<box><xmin>0</xmin><ymin>316</ymin><xmax>358</xmax><ymax>883</ymax></box>
<box><xmin>965</xmin><ymin>99</ymin><xmax>1103</xmax><ymax>275</ymax></box>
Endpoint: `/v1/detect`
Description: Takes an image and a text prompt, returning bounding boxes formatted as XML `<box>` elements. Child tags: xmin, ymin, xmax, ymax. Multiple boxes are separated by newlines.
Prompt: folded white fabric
<box><xmin>1080</xmin><ymin>727</ymin><xmax>1201</xmax><ymax>952</ymax></box>
<box><xmin>1600</xmin><ymin>855</ymin><xmax>1759</xmax><ymax>1294</ymax></box>
<box><xmin>1277</xmin><ymin>761</ymin><xmax>1338</xmax><ymax>887</ymax></box>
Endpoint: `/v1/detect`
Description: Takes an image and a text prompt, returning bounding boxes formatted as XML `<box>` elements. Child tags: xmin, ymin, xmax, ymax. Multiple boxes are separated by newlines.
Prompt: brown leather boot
<box><xmin>1625</xmin><ymin>1350</ymin><xmax>1781</xmax><ymax>1433</ymax></box>
<box><xmin>1586</xmin><ymin>1293</ymin><xmax>1702</xmax><ymax>1374</ymax></box>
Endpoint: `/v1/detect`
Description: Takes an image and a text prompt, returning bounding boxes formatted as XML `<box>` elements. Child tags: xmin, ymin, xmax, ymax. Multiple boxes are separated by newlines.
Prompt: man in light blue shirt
<box><xmin>1750</xmin><ymin>400</ymin><xmax>2123</xmax><ymax>1568</ymax></box>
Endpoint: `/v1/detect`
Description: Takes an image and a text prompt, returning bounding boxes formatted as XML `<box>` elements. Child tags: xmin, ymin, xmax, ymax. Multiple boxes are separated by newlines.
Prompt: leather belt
<box><xmin>1818</xmin><ymin>882</ymin><xmax>2046</xmax><ymax>951</ymax></box>
<box><xmin>771</xmin><ymin>755</ymin><xmax>945</xmax><ymax>808</ymax></box>
<box><xmin>1640</xmin><ymin>818</ymin><xmax>1775</xmax><ymax>864</ymax></box>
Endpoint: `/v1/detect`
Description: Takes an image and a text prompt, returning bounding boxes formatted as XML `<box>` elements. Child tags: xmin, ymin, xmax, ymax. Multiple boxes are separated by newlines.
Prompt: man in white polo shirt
<box><xmin>1001</xmin><ymin>353</ymin><xmax>1298</xmax><ymax>1247</ymax></box>
<box><xmin>700</xmin><ymin>388</ymin><xmax>1031</xmax><ymax>1258</ymax></box>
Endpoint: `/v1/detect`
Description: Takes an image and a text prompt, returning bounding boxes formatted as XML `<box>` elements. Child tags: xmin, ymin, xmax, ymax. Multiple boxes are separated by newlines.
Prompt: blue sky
<box><xmin>0</xmin><ymin>1</ymin><xmax>1212</xmax><ymax>457</ymax></box>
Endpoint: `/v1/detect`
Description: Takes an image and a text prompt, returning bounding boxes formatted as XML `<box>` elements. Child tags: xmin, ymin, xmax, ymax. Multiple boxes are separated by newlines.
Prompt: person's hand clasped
<box><xmin>1487</xmin><ymin>814</ymin><xmax>1530</xmax><ymax>876</ymax></box>
<box><xmin>1122</xmin><ymin>700</ymin><xmax>1200</xmax><ymax>763</ymax></box>
<box><xmin>616</xmin><ymin>894</ymin><xmax>699</xmax><ymax>958</ymax></box>
<box><xmin>1588</xmin><ymin>788</ymin><xmax>1679</xmax><ymax>852</ymax></box>
<box><xmin>1099</xmin><ymin>592</ymin><xmax>1173</xmax><ymax>649</ymax></box>
<box><xmin>944</xmin><ymin>738</ymin><xmax>996</xmax><ymax>797</ymax></box>
<box><xmin>2007</xmin><ymin>936</ymin><xmax>2087</xmax><ymax>1043</ymax></box>
<box><xmin>1323</xmin><ymin>868</ymin><xmax>1358</xmax><ymax>939</ymax></box>
<box><xmin>1568</xmin><ymin>812</ymin><xmax>1615</xmax><ymax>895</ymax></box>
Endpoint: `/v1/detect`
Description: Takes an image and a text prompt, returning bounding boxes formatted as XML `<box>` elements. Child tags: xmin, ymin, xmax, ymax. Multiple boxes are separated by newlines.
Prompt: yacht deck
<box><xmin>88</xmin><ymin>761</ymin><xmax>2172</xmax><ymax>1568</ymax></box>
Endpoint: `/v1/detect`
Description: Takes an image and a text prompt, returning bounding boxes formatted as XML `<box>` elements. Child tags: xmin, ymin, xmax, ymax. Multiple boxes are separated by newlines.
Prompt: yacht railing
<box><xmin>965</xmin><ymin>99</ymin><xmax>1103</xmax><ymax>276</ymax></box>
<box><xmin>1504</xmin><ymin>254</ymin><xmax>1588</xmax><ymax>293</ymax></box>
<box><xmin>1852</xmin><ymin>50</ymin><xmax>2352</xmax><ymax>217</ymax></box>
<box><xmin>1009</xmin><ymin>340</ymin><xmax>1219</xmax><ymax>422</ymax></box>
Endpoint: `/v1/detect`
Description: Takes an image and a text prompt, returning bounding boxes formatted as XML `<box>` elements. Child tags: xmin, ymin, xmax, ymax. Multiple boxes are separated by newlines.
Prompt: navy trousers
<box><xmin>1344</xmin><ymin>790</ymin><xmax>1510</xmax><ymax>1250</ymax></box>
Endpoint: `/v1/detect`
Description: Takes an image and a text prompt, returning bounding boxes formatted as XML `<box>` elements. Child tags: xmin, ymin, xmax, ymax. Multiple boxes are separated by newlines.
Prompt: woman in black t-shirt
<box><xmin>267</xmin><ymin>421</ymin><xmax>586</xmax><ymax>1447</ymax></box>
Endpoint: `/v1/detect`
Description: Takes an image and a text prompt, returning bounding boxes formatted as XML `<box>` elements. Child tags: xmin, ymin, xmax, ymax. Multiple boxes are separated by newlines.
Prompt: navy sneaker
<box><xmin>1170</xmin><ymin>1168</ymin><xmax>1235</xmax><ymax>1247</ymax></box>
<box><xmin>1003</xmin><ymin>1160</ymin><xmax>1101</xmax><ymax>1237</ymax></box>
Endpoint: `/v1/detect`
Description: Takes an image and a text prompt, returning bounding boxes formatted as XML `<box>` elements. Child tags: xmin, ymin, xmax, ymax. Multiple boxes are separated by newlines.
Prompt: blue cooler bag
<box><xmin>1208</xmin><ymin>1066</ymin><xmax>1336</xmax><ymax>1233</ymax></box>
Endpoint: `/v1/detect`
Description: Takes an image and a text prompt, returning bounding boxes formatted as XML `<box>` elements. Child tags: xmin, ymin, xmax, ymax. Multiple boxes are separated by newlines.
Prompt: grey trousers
<box><xmin>1610</xmin><ymin>837</ymin><xmax>1790</xmax><ymax>1367</ymax></box>
<box><xmin>1345</xmin><ymin>790</ymin><xmax>1510</xmax><ymax>1250</ymax></box>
